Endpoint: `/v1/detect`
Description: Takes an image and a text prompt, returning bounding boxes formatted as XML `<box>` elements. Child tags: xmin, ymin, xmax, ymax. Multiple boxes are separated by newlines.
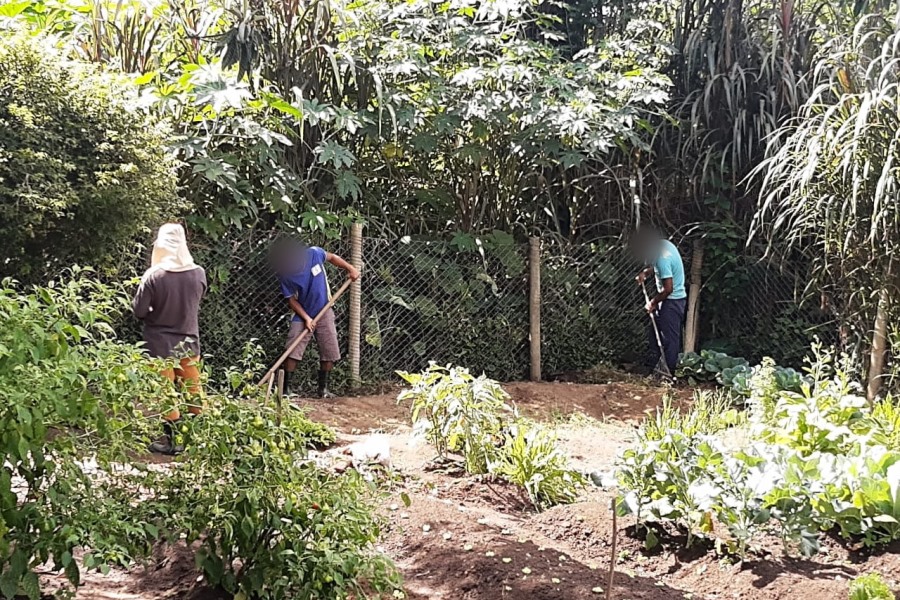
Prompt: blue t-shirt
<box><xmin>279</xmin><ymin>246</ymin><xmax>331</xmax><ymax>321</ymax></box>
<box><xmin>654</xmin><ymin>240</ymin><xmax>686</xmax><ymax>300</ymax></box>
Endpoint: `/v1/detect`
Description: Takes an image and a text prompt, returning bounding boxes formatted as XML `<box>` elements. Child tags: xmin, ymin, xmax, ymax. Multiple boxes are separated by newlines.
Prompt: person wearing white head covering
<box><xmin>141</xmin><ymin>222</ymin><xmax>201</xmax><ymax>282</ymax></box>
<box><xmin>133</xmin><ymin>223</ymin><xmax>207</xmax><ymax>455</ymax></box>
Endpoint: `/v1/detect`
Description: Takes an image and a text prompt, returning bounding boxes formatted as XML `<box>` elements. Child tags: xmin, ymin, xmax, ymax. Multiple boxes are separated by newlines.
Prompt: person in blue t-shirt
<box><xmin>631</xmin><ymin>224</ymin><xmax>687</xmax><ymax>375</ymax></box>
<box><xmin>270</xmin><ymin>238</ymin><xmax>360</xmax><ymax>398</ymax></box>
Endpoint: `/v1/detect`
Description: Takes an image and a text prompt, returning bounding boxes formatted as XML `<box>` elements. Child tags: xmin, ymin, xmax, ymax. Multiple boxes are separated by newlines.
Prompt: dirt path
<box><xmin>54</xmin><ymin>380</ymin><xmax>900</xmax><ymax>599</ymax></box>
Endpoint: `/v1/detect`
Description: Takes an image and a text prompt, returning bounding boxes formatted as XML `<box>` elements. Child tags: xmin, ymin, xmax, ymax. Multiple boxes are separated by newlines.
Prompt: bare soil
<box><xmin>50</xmin><ymin>380</ymin><xmax>900</xmax><ymax>599</ymax></box>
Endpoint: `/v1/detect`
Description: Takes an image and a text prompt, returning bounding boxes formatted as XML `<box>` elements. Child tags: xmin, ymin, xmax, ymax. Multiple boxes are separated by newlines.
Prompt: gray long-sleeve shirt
<box><xmin>132</xmin><ymin>268</ymin><xmax>207</xmax><ymax>358</ymax></box>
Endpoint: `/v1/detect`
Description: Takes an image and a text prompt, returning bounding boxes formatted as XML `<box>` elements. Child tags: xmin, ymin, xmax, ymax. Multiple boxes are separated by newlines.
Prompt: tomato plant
<box><xmin>0</xmin><ymin>274</ymin><xmax>394</xmax><ymax>599</ymax></box>
<box><xmin>398</xmin><ymin>363</ymin><xmax>585</xmax><ymax>510</ymax></box>
<box><xmin>0</xmin><ymin>274</ymin><xmax>169</xmax><ymax>598</ymax></box>
<box><xmin>166</xmin><ymin>399</ymin><xmax>399</xmax><ymax>600</ymax></box>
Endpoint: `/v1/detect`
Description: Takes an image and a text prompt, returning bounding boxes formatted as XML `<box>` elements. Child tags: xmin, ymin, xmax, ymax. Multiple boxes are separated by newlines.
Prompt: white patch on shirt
<box><xmin>311</xmin><ymin>264</ymin><xmax>322</xmax><ymax>276</ymax></box>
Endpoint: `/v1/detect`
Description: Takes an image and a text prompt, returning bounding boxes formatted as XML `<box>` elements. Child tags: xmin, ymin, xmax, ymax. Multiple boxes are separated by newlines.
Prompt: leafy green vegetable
<box><xmin>620</xmin><ymin>345</ymin><xmax>900</xmax><ymax>559</ymax></box>
<box><xmin>849</xmin><ymin>573</ymin><xmax>894</xmax><ymax>600</ymax></box>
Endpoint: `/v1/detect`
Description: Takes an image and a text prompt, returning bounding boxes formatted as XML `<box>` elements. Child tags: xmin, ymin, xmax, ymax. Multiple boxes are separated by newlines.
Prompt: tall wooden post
<box><xmin>529</xmin><ymin>237</ymin><xmax>542</xmax><ymax>382</ymax></box>
<box><xmin>683</xmin><ymin>239</ymin><xmax>704</xmax><ymax>354</ymax></box>
<box><xmin>349</xmin><ymin>223</ymin><xmax>363</xmax><ymax>387</ymax></box>
<box><xmin>867</xmin><ymin>286</ymin><xmax>889</xmax><ymax>403</ymax></box>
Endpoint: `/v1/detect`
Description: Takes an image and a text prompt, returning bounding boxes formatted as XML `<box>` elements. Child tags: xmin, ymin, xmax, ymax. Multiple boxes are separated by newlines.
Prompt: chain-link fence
<box><xmin>541</xmin><ymin>243</ymin><xmax>646</xmax><ymax>375</ymax></box>
<box><xmin>104</xmin><ymin>229</ymin><xmax>835</xmax><ymax>388</ymax></box>
<box><xmin>694</xmin><ymin>254</ymin><xmax>836</xmax><ymax>366</ymax></box>
<box><xmin>359</xmin><ymin>238</ymin><xmax>529</xmax><ymax>381</ymax></box>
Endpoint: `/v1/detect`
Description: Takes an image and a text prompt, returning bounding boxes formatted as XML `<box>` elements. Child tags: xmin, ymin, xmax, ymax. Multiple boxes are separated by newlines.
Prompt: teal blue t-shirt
<box><xmin>654</xmin><ymin>240</ymin><xmax>686</xmax><ymax>300</ymax></box>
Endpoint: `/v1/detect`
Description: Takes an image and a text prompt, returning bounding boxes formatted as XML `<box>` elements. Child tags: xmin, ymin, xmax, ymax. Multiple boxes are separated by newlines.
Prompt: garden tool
<box><xmin>260</xmin><ymin>277</ymin><xmax>354</xmax><ymax>401</ymax></box>
<box><xmin>641</xmin><ymin>280</ymin><xmax>673</xmax><ymax>379</ymax></box>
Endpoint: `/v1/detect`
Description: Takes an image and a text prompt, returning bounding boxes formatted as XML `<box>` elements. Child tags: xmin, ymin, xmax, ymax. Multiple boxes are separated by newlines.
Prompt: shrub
<box><xmin>221</xmin><ymin>340</ymin><xmax>337</xmax><ymax>448</ymax></box>
<box><xmin>398</xmin><ymin>363</ymin><xmax>584</xmax><ymax>510</ymax></box>
<box><xmin>849</xmin><ymin>573</ymin><xmax>894</xmax><ymax>600</ymax></box>
<box><xmin>163</xmin><ymin>398</ymin><xmax>396</xmax><ymax>600</ymax></box>
<box><xmin>677</xmin><ymin>350</ymin><xmax>749</xmax><ymax>385</ymax></box>
<box><xmin>0</xmin><ymin>274</ymin><xmax>169</xmax><ymax>597</ymax></box>
<box><xmin>871</xmin><ymin>398</ymin><xmax>900</xmax><ymax>451</ymax></box>
<box><xmin>618</xmin><ymin>346</ymin><xmax>900</xmax><ymax>559</ymax></box>
<box><xmin>0</xmin><ymin>34</ymin><xmax>181</xmax><ymax>281</ymax></box>
<box><xmin>1</xmin><ymin>275</ymin><xmax>390</xmax><ymax>599</ymax></box>
<box><xmin>677</xmin><ymin>350</ymin><xmax>807</xmax><ymax>399</ymax></box>
<box><xmin>640</xmin><ymin>390</ymin><xmax>740</xmax><ymax>442</ymax></box>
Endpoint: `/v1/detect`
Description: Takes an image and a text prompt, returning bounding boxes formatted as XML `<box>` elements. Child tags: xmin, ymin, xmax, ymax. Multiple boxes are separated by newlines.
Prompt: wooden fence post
<box><xmin>348</xmin><ymin>223</ymin><xmax>363</xmax><ymax>387</ymax></box>
<box><xmin>867</xmin><ymin>285</ymin><xmax>890</xmax><ymax>403</ymax></box>
<box><xmin>683</xmin><ymin>239</ymin><xmax>704</xmax><ymax>354</ymax></box>
<box><xmin>529</xmin><ymin>237</ymin><xmax>542</xmax><ymax>382</ymax></box>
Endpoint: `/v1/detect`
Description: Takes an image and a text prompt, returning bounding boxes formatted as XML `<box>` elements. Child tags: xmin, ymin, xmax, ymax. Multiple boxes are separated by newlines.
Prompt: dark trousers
<box><xmin>646</xmin><ymin>297</ymin><xmax>687</xmax><ymax>373</ymax></box>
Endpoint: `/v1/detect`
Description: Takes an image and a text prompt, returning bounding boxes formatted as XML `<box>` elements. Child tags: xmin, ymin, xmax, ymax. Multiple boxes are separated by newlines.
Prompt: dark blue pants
<box><xmin>646</xmin><ymin>297</ymin><xmax>687</xmax><ymax>373</ymax></box>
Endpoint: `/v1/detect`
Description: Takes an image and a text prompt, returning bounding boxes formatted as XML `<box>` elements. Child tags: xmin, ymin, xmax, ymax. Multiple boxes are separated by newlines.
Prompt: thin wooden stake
<box><xmin>607</xmin><ymin>497</ymin><xmax>617</xmax><ymax>600</ymax></box>
<box><xmin>275</xmin><ymin>369</ymin><xmax>285</xmax><ymax>425</ymax></box>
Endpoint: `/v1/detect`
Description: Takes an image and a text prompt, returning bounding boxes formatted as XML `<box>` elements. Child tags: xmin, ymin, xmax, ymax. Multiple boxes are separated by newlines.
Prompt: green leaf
<box><xmin>0</xmin><ymin>1</ymin><xmax>30</xmax><ymax>18</ymax></box>
<box><xmin>644</xmin><ymin>528</ymin><xmax>659</xmax><ymax>550</ymax></box>
<box><xmin>314</xmin><ymin>141</ymin><xmax>356</xmax><ymax>169</ymax></box>
<box><xmin>21</xmin><ymin>571</ymin><xmax>39</xmax><ymax>600</ymax></box>
<box><xmin>133</xmin><ymin>71</ymin><xmax>156</xmax><ymax>85</ymax></box>
<box><xmin>334</xmin><ymin>170</ymin><xmax>362</xmax><ymax>201</ymax></box>
<box><xmin>0</xmin><ymin>571</ymin><xmax>17</xmax><ymax>599</ymax></box>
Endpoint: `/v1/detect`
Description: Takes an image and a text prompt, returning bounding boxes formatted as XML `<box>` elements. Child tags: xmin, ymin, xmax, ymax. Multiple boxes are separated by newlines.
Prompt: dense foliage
<box><xmin>0</xmin><ymin>34</ymin><xmax>180</xmax><ymax>279</ymax></box>
<box><xmin>0</xmin><ymin>273</ymin><xmax>164</xmax><ymax>598</ymax></box>
<box><xmin>618</xmin><ymin>347</ymin><xmax>900</xmax><ymax>559</ymax></box>
<box><xmin>398</xmin><ymin>364</ymin><xmax>586</xmax><ymax>509</ymax></box>
<box><xmin>0</xmin><ymin>276</ymin><xmax>397</xmax><ymax>599</ymax></box>
<box><xmin>6</xmin><ymin>0</ymin><xmax>889</xmax><ymax>376</ymax></box>
<box><xmin>751</xmin><ymin>12</ymin><xmax>900</xmax><ymax>393</ymax></box>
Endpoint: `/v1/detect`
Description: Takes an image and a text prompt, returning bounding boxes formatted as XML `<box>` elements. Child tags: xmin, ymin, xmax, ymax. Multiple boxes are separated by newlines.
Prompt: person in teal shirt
<box><xmin>632</xmin><ymin>225</ymin><xmax>687</xmax><ymax>374</ymax></box>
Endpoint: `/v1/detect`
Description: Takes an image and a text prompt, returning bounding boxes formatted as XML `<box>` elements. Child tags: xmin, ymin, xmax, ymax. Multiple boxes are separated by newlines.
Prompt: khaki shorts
<box><xmin>286</xmin><ymin>308</ymin><xmax>341</xmax><ymax>362</ymax></box>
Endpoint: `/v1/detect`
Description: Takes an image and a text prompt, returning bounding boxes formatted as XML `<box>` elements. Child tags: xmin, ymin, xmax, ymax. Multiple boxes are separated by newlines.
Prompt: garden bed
<box><xmin>44</xmin><ymin>380</ymin><xmax>900</xmax><ymax>599</ymax></box>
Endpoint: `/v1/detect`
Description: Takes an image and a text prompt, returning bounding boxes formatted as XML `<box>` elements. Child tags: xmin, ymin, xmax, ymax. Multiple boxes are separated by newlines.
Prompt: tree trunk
<box><xmin>683</xmin><ymin>239</ymin><xmax>704</xmax><ymax>354</ymax></box>
<box><xmin>867</xmin><ymin>285</ymin><xmax>890</xmax><ymax>403</ymax></box>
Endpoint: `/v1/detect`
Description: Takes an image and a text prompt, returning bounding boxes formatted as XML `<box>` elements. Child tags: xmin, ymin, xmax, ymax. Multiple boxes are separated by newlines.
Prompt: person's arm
<box><xmin>326</xmin><ymin>252</ymin><xmax>361</xmax><ymax>281</ymax></box>
<box><xmin>288</xmin><ymin>297</ymin><xmax>315</xmax><ymax>331</ymax></box>
<box><xmin>132</xmin><ymin>278</ymin><xmax>154</xmax><ymax>320</ymax></box>
<box><xmin>634</xmin><ymin>266</ymin><xmax>655</xmax><ymax>283</ymax></box>
<box><xmin>647</xmin><ymin>257</ymin><xmax>675</xmax><ymax>312</ymax></box>
<box><xmin>649</xmin><ymin>279</ymin><xmax>673</xmax><ymax>312</ymax></box>
<box><xmin>281</xmin><ymin>278</ymin><xmax>314</xmax><ymax>332</ymax></box>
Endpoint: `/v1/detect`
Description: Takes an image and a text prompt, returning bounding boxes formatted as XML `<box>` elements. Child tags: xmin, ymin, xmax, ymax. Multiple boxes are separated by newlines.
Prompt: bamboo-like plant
<box><xmin>752</xmin><ymin>11</ymin><xmax>900</xmax><ymax>398</ymax></box>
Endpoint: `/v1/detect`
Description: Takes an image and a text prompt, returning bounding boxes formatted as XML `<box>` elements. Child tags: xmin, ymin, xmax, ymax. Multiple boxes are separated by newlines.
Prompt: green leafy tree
<box><xmin>0</xmin><ymin>33</ymin><xmax>181</xmax><ymax>280</ymax></box>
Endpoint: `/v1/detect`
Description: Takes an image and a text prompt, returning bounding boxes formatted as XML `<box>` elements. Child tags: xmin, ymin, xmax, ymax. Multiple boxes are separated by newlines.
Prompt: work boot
<box><xmin>281</xmin><ymin>369</ymin><xmax>296</xmax><ymax>397</ymax></box>
<box><xmin>149</xmin><ymin>420</ymin><xmax>184</xmax><ymax>456</ymax></box>
<box><xmin>317</xmin><ymin>370</ymin><xmax>335</xmax><ymax>399</ymax></box>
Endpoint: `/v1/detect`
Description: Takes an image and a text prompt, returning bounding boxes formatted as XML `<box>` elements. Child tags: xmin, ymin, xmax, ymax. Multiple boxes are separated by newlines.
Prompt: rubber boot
<box><xmin>282</xmin><ymin>369</ymin><xmax>295</xmax><ymax>397</ymax></box>
<box><xmin>317</xmin><ymin>370</ymin><xmax>334</xmax><ymax>399</ymax></box>
<box><xmin>149</xmin><ymin>420</ymin><xmax>184</xmax><ymax>456</ymax></box>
